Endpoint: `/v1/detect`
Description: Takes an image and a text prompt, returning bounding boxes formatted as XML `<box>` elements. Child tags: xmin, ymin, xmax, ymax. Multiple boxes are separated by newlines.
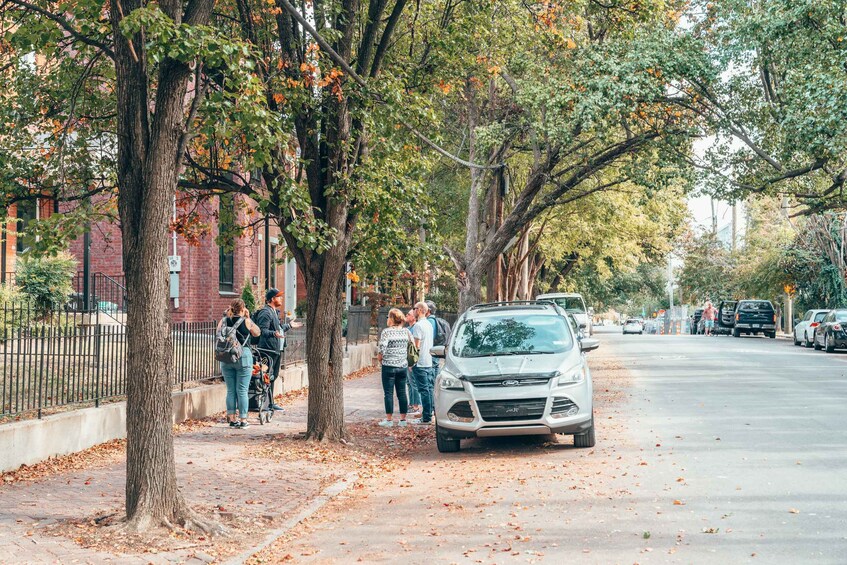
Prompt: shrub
<box><xmin>240</xmin><ymin>280</ymin><xmax>257</xmax><ymax>313</ymax></box>
<box><xmin>16</xmin><ymin>252</ymin><xmax>77</xmax><ymax>316</ymax></box>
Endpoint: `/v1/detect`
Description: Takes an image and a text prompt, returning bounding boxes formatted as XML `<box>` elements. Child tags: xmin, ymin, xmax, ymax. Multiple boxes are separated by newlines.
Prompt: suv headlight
<box><xmin>554</xmin><ymin>369</ymin><xmax>585</xmax><ymax>387</ymax></box>
<box><xmin>438</xmin><ymin>371</ymin><xmax>464</xmax><ymax>391</ymax></box>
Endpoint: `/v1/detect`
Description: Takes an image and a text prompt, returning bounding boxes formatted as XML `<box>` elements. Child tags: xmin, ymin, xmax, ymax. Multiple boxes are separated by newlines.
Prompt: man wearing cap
<box><xmin>254</xmin><ymin>288</ymin><xmax>301</xmax><ymax>411</ymax></box>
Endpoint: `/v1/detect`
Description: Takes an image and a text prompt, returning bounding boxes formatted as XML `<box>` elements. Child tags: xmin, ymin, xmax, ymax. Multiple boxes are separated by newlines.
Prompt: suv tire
<box><xmin>767</xmin><ymin>331</ymin><xmax>776</xmax><ymax>339</ymax></box>
<box><xmin>435</xmin><ymin>423</ymin><xmax>460</xmax><ymax>453</ymax></box>
<box><xmin>732</xmin><ymin>328</ymin><xmax>740</xmax><ymax>338</ymax></box>
<box><xmin>574</xmin><ymin>415</ymin><xmax>595</xmax><ymax>448</ymax></box>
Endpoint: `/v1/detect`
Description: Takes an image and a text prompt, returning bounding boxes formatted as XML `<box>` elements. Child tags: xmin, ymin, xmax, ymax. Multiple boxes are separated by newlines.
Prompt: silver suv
<box><xmin>432</xmin><ymin>301</ymin><xmax>599</xmax><ymax>453</ymax></box>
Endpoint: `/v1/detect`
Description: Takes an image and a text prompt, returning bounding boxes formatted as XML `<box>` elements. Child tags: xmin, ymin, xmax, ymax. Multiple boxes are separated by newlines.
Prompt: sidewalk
<box><xmin>0</xmin><ymin>368</ymin><xmax>392</xmax><ymax>564</ymax></box>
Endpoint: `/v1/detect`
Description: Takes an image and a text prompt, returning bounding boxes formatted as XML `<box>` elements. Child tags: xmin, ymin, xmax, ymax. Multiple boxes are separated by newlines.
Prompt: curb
<box><xmin>224</xmin><ymin>471</ymin><xmax>359</xmax><ymax>565</ymax></box>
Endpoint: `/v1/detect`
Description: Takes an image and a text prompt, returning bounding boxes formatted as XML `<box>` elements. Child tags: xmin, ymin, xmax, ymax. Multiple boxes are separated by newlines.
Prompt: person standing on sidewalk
<box><xmin>410</xmin><ymin>301</ymin><xmax>434</xmax><ymax>425</ymax></box>
<box><xmin>404</xmin><ymin>308</ymin><xmax>422</xmax><ymax>416</ymax></box>
<box><xmin>376</xmin><ymin>308</ymin><xmax>411</xmax><ymax>427</ymax></box>
<box><xmin>254</xmin><ymin>288</ymin><xmax>302</xmax><ymax>412</ymax></box>
<box><xmin>218</xmin><ymin>299</ymin><xmax>261</xmax><ymax>428</ymax></box>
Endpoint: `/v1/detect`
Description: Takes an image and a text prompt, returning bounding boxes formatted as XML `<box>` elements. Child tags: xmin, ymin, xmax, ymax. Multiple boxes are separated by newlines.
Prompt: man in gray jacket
<box><xmin>254</xmin><ymin>288</ymin><xmax>300</xmax><ymax>411</ymax></box>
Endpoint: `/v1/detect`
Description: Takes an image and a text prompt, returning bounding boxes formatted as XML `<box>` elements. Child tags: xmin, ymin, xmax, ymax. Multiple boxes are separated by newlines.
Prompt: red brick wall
<box><xmin>62</xmin><ymin>194</ymin><xmax>293</xmax><ymax>322</ymax></box>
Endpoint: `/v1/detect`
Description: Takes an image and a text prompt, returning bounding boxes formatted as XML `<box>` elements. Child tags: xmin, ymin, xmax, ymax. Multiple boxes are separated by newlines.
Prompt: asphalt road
<box><xmin>606</xmin><ymin>326</ymin><xmax>847</xmax><ymax>563</ymax></box>
<box><xmin>269</xmin><ymin>326</ymin><xmax>847</xmax><ymax>564</ymax></box>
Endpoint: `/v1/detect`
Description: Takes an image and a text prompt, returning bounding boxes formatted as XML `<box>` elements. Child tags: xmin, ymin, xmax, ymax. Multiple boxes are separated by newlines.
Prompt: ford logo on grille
<box><xmin>502</xmin><ymin>379</ymin><xmax>520</xmax><ymax>387</ymax></box>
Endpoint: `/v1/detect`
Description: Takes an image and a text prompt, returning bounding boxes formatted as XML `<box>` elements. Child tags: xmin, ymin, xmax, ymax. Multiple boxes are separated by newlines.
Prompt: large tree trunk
<box><xmin>458</xmin><ymin>268</ymin><xmax>484</xmax><ymax>313</ymax></box>
<box><xmin>112</xmin><ymin>0</ymin><xmax>216</xmax><ymax>532</ymax></box>
<box><xmin>303</xmin><ymin>253</ymin><xmax>348</xmax><ymax>440</ymax></box>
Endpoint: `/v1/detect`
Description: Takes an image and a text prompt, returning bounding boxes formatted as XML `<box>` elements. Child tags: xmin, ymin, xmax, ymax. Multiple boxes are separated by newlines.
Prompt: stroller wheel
<box><xmin>266</xmin><ymin>410</ymin><xmax>274</xmax><ymax>422</ymax></box>
<box><xmin>258</xmin><ymin>412</ymin><xmax>265</xmax><ymax>425</ymax></box>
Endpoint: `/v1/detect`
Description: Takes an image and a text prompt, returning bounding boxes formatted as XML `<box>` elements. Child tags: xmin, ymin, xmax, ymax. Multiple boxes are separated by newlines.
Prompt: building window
<box><xmin>16</xmin><ymin>199</ymin><xmax>37</xmax><ymax>254</ymax></box>
<box><xmin>218</xmin><ymin>195</ymin><xmax>235</xmax><ymax>292</ymax></box>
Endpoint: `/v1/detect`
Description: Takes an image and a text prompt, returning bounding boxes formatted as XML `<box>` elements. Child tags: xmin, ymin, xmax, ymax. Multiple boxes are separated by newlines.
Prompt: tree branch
<box><xmin>6</xmin><ymin>0</ymin><xmax>115</xmax><ymax>58</ymax></box>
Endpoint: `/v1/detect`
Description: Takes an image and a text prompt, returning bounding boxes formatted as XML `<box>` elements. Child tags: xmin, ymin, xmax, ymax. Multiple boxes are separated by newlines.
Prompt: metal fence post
<box><xmin>37</xmin><ymin>326</ymin><xmax>46</xmax><ymax>419</ymax></box>
<box><xmin>94</xmin><ymin>324</ymin><xmax>102</xmax><ymax>407</ymax></box>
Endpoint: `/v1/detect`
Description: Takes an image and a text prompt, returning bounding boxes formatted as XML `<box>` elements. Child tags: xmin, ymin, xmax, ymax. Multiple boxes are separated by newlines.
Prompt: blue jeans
<box><xmin>406</xmin><ymin>367</ymin><xmax>421</xmax><ymax>406</ymax></box>
<box><xmin>413</xmin><ymin>365</ymin><xmax>434</xmax><ymax>422</ymax></box>
<box><xmin>221</xmin><ymin>350</ymin><xmax>253</xmax><ymax>419</ymax></box>
<box><xmin>381</xmin><ymin>365</ymin><xmax>408</xmax><ymax>416</ymax></box>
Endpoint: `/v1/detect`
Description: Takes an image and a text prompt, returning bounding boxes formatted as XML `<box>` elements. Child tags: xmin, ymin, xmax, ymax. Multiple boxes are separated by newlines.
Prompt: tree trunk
<box><xmin>112</xmin><ymin>0</ymin><xmax>216</xmax><ymax>532</ymax></box>
<box><xmin>303</xmin><ymin>255</ymin><xmax>348</xmax><ymax>440</ymax></box>
<box><xmin>458</xmin><ymin>268</ymin><xmax>484</xmax><ymax>313</ymax></box>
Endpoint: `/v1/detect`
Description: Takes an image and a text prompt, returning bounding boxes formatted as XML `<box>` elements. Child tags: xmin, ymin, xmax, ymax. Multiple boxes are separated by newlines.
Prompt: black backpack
<box><xmin>432</xmin><ymin>317</ymin><xmax>452</xmax><ymax>346</ymax></box>
<box><xmin>215</xmin><ymin>317</ymin><xmax>248</xmax><ymax>364</ymax></box>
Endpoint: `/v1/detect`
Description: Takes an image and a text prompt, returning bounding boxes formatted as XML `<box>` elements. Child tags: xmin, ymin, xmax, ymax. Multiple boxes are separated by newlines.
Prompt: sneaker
<box><xmin>377</xmin><ymin>419</ymin><xmax>394</xmax><ymax>427</ymax></box>
<box><xmin>237</xmin><ymin>421</ymin><xmax>250</xmax><ymax>429</ymax></box>
<box><xmin>397</xmin><ymin>420</ymin><xmax>408</xmax><ymax>427</ymax></box>
<box><xmin>228</xmin><ymin>421</ymin><xmax>238</xmax><ymax>427</ymax></box>
<box><xmin>409</xmin><ymin>418</ymin><xmax>433</xmax><ymax>426</ymax></box>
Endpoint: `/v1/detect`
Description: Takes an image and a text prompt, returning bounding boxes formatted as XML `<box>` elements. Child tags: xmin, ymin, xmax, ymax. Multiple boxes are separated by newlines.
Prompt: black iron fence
<box><xmin>345</xmin><ymin>305</ymin><xmax>458</xmax><ymax>348</ymax></box>
<box><xmin>0</xmin><ymin>304</ymin><xmax>218</xmax><ymax>419</ymax></box>
<box><xmin>281</xmin><ymin>322</ymin><xmax>306</xmax><ymax>367</ymax></box>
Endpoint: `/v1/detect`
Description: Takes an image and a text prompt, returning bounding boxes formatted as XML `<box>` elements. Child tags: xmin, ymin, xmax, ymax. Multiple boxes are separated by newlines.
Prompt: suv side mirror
<box><xmin>579</xmin><ymin>337</ymin><xmax>600</xmax><ymax>352</ymax></box>
<box><xmin>430</xmin><ymin>345</ymin><xmax>446</xmax><ymax>358</ymax></box>
<box><xmin>578</xmin><ymin>322</ymin><xmax>587</xmax><ymax>329</ymax></box>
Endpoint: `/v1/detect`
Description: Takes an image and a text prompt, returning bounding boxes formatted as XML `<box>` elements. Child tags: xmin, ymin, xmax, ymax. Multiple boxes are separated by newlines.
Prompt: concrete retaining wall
<box><xmin>0</xmin><ymin>342</ymin><xmax>377</xmax><ymax>473</ymax></box>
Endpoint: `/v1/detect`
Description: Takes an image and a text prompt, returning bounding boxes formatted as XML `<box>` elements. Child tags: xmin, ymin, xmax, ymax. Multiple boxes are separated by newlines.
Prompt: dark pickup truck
<box><xmin>713</xmin><ymin>300</ymin><xmax>737</xmax><ymax>335</ymax></box>
<box><xmin>732</xmin><ymin>300</ymin><xmax>776</xmax><ymax>338</ymax></box>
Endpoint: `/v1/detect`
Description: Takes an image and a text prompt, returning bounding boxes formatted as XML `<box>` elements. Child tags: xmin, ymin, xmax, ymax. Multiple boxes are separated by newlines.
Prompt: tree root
<box><xmin>118</xmin><ymin>498</ymin><xmax>226</xmax><ymax>536</ymax></box>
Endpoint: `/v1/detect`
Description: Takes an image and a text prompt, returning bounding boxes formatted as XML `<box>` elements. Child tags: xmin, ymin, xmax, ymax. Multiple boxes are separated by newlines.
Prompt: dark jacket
<box><xmin>253</xmin><ymin>304</ymin><xmax>291</xmax><ymax>354</ymax></box>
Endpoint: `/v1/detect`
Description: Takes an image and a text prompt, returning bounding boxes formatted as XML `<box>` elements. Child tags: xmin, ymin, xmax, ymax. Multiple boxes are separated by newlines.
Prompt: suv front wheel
<box><xmin>573</xmin><ymin>413</ymin><xmax>596</xmax><ymax>448</ymax></box>
<box><xmin>435</xmin><ymin>422</ymin><xmax>460</xmax><ymax>453</ymax></box>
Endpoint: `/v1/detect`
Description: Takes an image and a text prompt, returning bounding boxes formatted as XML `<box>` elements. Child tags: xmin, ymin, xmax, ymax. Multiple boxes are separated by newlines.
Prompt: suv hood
<box><xmin>447</xmin><ymin>351</ymin><xmax>575</xmax><ymax>381</ymax></box>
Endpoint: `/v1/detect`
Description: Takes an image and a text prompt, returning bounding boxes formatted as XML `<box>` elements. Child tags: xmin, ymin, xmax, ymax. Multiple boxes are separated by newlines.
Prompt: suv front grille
<box><xmin>477</xmin><ymin>398</ymin><xmax>547</xmax><ymax>422</ymax></box>
<box><xmin>472</xmin><ymin>377</ymin><xmax>551</xmax><ymax>388</ymax></box>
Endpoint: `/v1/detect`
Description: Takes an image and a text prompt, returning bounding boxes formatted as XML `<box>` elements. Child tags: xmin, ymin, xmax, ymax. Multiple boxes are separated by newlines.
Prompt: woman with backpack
<box><xmin>376</xmin><ymin>308</ymin><xmax>413</xmax><ymax>427</ymax></box>
<box><xmin>217</xmin><ymin>299</ymin><xmax>261</xmax><ymax>428</ymax></box>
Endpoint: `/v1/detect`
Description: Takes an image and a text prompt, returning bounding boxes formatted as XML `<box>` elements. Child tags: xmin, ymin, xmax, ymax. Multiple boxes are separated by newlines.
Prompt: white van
<box><xmin>535</xmin><ymin>292</ymin><xmax>592</xmax><ymax>336</ymax></box>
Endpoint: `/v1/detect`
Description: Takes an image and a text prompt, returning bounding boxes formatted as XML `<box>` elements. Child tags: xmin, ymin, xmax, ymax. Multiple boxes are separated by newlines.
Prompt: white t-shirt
<box><xmin>411</xmin><ymin>319</ymin><xmax>434</xmax><ymax>368</ymax></box>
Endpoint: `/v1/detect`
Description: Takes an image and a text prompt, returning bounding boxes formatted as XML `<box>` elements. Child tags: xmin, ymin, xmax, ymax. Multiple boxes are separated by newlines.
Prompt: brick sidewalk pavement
<box><xmin>0</xmin><ymin>370</ymin><xmax>386</xmax><ymax>564</ymax></box>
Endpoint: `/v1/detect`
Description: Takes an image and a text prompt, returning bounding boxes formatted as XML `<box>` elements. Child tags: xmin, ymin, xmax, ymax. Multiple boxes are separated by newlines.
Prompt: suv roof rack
<box><xmin>468</xmin><ymin>300</ymin><xmax>559</xmax><ymax>311</ymax></box>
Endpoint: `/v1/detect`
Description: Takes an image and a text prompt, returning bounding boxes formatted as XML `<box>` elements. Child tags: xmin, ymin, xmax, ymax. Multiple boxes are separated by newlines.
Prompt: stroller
<box><xmin>248</xmin><ymin>346</ymin><xmax>275</xmax><ymax>424</ymax></box>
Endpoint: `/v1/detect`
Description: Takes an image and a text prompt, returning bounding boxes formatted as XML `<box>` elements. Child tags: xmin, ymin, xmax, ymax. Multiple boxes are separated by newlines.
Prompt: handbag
<box><xmin>407</xmin><ymin>337</ymin><xmax>419</xmax><ymax>366</ymax></box>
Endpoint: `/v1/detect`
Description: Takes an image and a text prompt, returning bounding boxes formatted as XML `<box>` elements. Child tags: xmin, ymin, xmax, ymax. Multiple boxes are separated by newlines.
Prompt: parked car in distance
<box><xmin>813</xmin><ymin>309</ymin><xmax>847</xmax><ymax>352</ymax></box>
<box><xmin>431</xmin><ymin>301</ymin><xmax>598</xmax><ymax>453</ymax></box>
<box><xmin>535</xmin><ymin>292</ymin><xmax>593</xmax><ymax>335</ymax></box>
<box><xmin>732</xmin><ymin>300</ymin><xmax>777</xmax><ymax>338</ymax></box>
<box><xmin>622</xmin><ymin>318</ymin><xmax>644</xmax><ymax>334</ymax></box>
<box><xmin>564</xmin><ymin>311</ymin><xmax>585</xmax><ymax>340</ymax></box>
<box><xmin>794</xmin><ymin>309</ymin><xmax>830</xmax><ymax>348</ymax></box>
<box><xmin>713</xmin><ymin>300</ymin><xmax>737</xmax><ymax>336</ymax></box>
<box><xmin>691</xmin><ymin>309</ymin><xmax>703</xmax><ymax>334</ymax></box>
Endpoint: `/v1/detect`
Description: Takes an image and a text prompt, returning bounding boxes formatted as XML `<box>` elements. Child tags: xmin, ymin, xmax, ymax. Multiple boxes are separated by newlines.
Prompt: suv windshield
<box><xmin>452</xmin><ymin>315</ymin><xmax>573</xmax><ymax>358</ymax></box>
<box><xmin>739</xmin><ymin>301</ymin><xmax>773</xmax><ymax>311</ymax></box>
<box><xmin>541</xmin><ymin>297</ymin><xmax>586</xmax><ymax>314</ymax></box>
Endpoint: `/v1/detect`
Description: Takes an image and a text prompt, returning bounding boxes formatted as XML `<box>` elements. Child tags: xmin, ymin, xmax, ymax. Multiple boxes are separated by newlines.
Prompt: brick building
<box><xmin>2</xmin><ymin>194</ymin><xmax>306</xmax><ymax>322</ymax></box>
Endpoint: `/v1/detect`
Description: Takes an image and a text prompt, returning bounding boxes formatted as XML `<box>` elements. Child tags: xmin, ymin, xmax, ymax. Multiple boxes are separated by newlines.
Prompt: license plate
<box><xmin>753</xmin><ymin>324</ymin><xmax>760</xmax><ymax>328</ymax></box>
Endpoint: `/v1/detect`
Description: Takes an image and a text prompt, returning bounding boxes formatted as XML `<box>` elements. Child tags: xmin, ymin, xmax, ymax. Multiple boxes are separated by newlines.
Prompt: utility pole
<box><xmin>667</xmin><ymin>255</ymin><xmax>674</xmax><ymax>334</ymax></box>
<box><xmin>731</xmin><ymin>202</ymin><xmax>738</xmax><ymax>252</ymax></box>
<box><xmin>711</xmin><ymin>198</ymin><xmax>717</xmax><ymax>235</ymax></box>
